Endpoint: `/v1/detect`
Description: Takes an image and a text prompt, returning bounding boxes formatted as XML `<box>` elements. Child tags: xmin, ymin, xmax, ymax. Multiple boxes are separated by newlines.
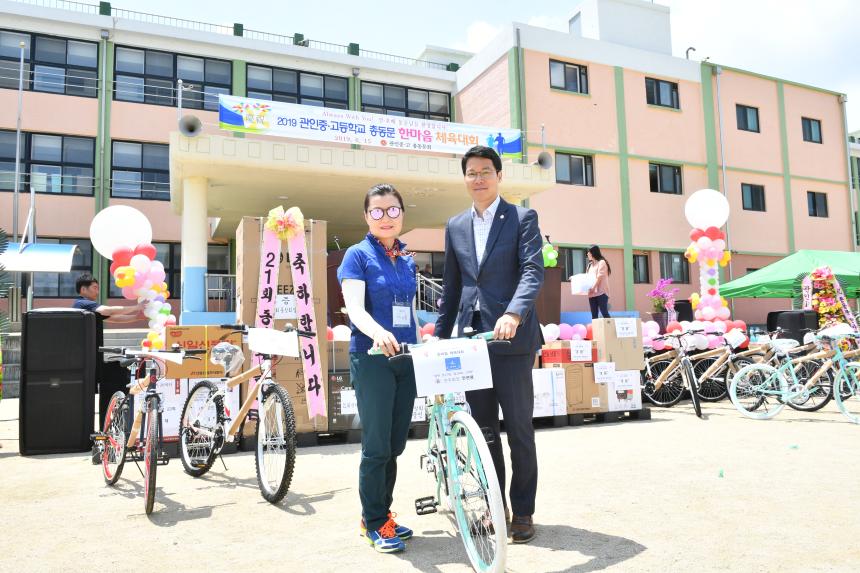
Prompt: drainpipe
<box><xmin>713</xmin><ymin>65</ymin><xmax>735</xmax><ymax>315</ymax></box>
<box><xmin>515</xmin><ymin>26</ymin><xmax>526</xmax><ymax>163</ymax></box>
<box><xmin>839</xmin><ymin>94</ymin><xmax>858</xmax><ymax>252</ymax></box>
<box><xmin>98</xmin><ymin>30</ymin><xmax>109</xmax><ymax>300</ymax></box>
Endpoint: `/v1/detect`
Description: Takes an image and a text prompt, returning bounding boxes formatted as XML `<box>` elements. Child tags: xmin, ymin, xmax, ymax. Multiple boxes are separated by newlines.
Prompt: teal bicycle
<box><xmin>371</xmin><ymin>330</ymin><xmax>507</xmax><ymax>573</ymax></box>
<box><xmin>730</xmin><ymin>329</ymin><xmax>860</xmax><ymax>423</ymax></box>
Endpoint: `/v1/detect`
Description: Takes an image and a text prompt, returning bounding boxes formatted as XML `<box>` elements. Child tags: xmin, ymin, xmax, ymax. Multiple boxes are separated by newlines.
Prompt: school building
<box><xmin>0</xmin><ymin>0</ymin><xmax>856</xmax><ymax>327</ymax></box>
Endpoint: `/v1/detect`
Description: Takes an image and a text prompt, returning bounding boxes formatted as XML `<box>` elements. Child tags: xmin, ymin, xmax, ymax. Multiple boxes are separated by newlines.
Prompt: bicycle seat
<box><xmin>770</xmin><ymin>339</ymin><xmax>799</xmax><ymax>353</ymax></box>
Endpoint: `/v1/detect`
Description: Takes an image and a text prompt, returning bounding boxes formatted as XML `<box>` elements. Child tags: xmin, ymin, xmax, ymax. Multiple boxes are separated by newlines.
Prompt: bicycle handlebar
<box><xmin>370</xmin><ymin>331</ymin><xmax>511</xmax><ymax>360</ymax></box>
<box><xmin>219</xmin><ymin>323</ymin><xmax>316</xmax><ymax>338</ymax></box>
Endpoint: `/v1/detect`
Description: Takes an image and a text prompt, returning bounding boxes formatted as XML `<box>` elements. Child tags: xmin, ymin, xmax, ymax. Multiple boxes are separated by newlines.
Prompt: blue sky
<box><xmin>110</xmin><ymin>0</ymin><xmax>860</xmax><ymax>128</ymax></box>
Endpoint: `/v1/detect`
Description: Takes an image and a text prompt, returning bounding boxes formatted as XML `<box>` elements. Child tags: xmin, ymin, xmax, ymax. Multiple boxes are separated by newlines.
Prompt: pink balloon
<box><xmin>701</xmin><ymin>306</ymin><xmax>716</xmax><ymax>321</ymax></box>
<box><xmin>558</xmin><ymin>323</ymin><xmax>574</xmax><ymax>340</ymax></box>
<box><xmin>642</xmin><ymin>337</ymin><xmax>653</xmax><ymax>347</ymax></box>
<box><xmin>707</xmin><ymin>336</ymin><xmax>721</xmax><ymax>349</ymax></box>
<box><xmin>703</xmin><ymin>322</ymin><xmax>716</xmax><ymax>333</ymax></box>
<box><xmin>713</xmin><ymin>239</ymin><xmax>726</xmax><ymax>252</ymax></box>
<box><xmin>572</xmin><ymin>324</ymin><xmax>587</xmax><ymax>338</ymax></box>
<box><xmin>713</xmin><ymin>320</ymin><xmax>726</xmax><ymax>333</ymax></box>
<box><xmin>717</xmin><ymin>307</ymin><xmax>731</xmax><ymax>320</ymax></box>
<box><xmin>149</xmin><ymin>268</ymin><xmax>166</xmax><ymax>284</ymax></box>
<box><xmin>697</xmin><ymin>237</ymin><xmax>712</xmax><ymax>250</ymax></box>
<box><xmin>571</xmin><ymin>334</ymin><xmax>583</xmax><ymax>341</ymax></box>
<box><xmin>165</xmin><ymin>315</ymin><xmax>177</xmax><ymax>326</ymax></box>
<box><xmin>121</xmin><ymin>286</ymin><xmax>136</xmax><ymax>300</ymax></box>
<box><xmin>695</xmin><ymin>310</ymin><xmax>703</xmax><ymax>320</ymax></box>
<box><xmin>651</xmin><ymin>339</ymin><xmax>666</xmax><ymax>351</ymax></box>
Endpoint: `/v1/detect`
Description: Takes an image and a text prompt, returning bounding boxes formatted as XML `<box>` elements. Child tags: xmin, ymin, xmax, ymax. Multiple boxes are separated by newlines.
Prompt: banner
<box><xmin>218</xmin><ymin>94</ymin><xmax>523</xmax><ymax>159</ymax></box>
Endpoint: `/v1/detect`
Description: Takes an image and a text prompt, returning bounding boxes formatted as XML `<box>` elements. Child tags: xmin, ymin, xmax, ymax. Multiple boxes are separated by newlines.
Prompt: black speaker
<box><xmin>19</xmin><ymin>308</ymin><xmax>97</xmax><ymax>455</ymax></box>
<box><xmin>674</xmin><ymin>300</ymin><xmax>694</xmax><ymax>322</ymax></box>
<box><xmin>769</xmin><ymin>310</ymin><xmax>819</xmax><ymax>343</ymax></box>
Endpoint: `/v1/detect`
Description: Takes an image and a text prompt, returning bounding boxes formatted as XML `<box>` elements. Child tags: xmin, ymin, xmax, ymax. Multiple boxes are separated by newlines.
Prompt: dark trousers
<box><xmin>350</xmin><ymin>352</ymin><xmax>417</xmax><ymax>531</ymax></box>
<box><xmin>465</xmin><ymin>312</ymin><xmax>538</xmax><ymax>517</ymax></box>
<box><xmin>589</xmin><ymin>294</ymin><xmax>610</xmax><ymax>319</ymax></box>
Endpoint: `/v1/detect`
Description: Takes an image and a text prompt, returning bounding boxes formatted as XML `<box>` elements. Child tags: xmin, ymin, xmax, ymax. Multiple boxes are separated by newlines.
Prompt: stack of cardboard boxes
<box><xmin>539</xmin><ymin>318</ymin><xmax>645</xmax><ymax>419</ymax></box>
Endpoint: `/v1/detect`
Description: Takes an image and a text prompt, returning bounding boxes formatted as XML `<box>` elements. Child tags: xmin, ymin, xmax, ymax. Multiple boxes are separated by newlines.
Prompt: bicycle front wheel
<box><xmin>143</xmin><ymin>397</ymin><xmax>159</xmax><ymax>515</ymax></box>
<box><xmin>729</xmin><ymin>363</ymin><xmax>786</xmax><ymax>420</ymax></box>
<box><xmin>693</xmin><ymin>357</ymin><xmax>727</xmax><ymax>402</ymax></box>
<box><xmin>786</xmin><ymin>359</ymin><xmax>833</xmax><ymax>412</ymax></box>
<box><xmin>833</xmin><ymin>362</ymin><xmax>860</xmax><ymax>424</ymax></box>
<box><xmin>448</xmin><ymin>411</ymin><xmax>506</xmax><ymax>573</ymax></box>
<box><xmin>255</xmin><ymin>383</ymin><xmax>297</xmax><ymax>503</ymax></box>
<box><xmin>683</xmin><ymin>361</ymin><xmax>703</xmax><ymax>418</ymax></box>
<box><xmin>642</xmin><ymin>360</ymin><xmax>684</xmax><ymax>407</ymax></box>
<box><xmin>180</xmin><ymin>380</ymin><xmax>223</xmax><ymax>477</ymax></box>
<box><xmin>102</xmin><ymin>391</ymin><xmax>129</xmax><ymax>485</ymax></box>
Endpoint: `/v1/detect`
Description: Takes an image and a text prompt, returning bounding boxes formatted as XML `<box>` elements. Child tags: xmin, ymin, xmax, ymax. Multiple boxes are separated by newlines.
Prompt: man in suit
<box><xmin>436</xmin><ymin>145</ymin><xmax>544</xmax><ymax>543</ymax></box>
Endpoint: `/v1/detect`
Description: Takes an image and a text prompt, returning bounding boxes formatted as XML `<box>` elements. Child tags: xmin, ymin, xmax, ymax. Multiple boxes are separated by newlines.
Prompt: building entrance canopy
<box><xmin>168</xmin><ymin>132</ymin><xmax>554</xmax><ymax>245</ymax></box>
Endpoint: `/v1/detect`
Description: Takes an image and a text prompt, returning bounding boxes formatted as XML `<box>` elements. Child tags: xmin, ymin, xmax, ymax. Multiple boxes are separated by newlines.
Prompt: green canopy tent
<box><xmin>721</xmin><ymin>250</ymin><xmax>860</xmax><ymax>299</ymax></box>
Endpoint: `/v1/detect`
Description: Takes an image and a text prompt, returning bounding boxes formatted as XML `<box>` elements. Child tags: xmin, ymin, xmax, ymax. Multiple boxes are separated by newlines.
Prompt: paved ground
<box><xmin>1</xmin><ymin>396</ymin><xmax>858</xmax><ymax>573</ymax></box>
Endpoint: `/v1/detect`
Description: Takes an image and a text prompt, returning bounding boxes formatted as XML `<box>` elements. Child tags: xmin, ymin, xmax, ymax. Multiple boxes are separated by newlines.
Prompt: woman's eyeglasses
<box><xmin>367</xmin><ymin>206</ymin><xmax>402</xmax><ymax>220</ymax></box>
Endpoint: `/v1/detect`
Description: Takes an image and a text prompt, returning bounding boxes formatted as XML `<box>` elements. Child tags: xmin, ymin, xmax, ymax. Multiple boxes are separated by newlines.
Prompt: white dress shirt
<box><xmin>470</xmin><ymin>194</ymin><xmax>501</xmax><ymax>311</ymax></box>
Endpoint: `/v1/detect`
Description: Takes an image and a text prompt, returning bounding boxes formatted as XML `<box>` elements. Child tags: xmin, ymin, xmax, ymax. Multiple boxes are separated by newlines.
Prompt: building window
<box><xmin>649</xmin><ymin>163</ymin><xmax>682</xmax><ymax>195</ymax></box>
<box><xmin>33</xmin><ymin>238</ymin><xmax>93</xmax><ymax>297</ymax></box>
<box><xmin>659</xmin><ymin>252</ymin><xmax>690</xmax><ymax>284</ymax></box>
<box><xmin>802</xmin><ymin>117</ymin><xmax>822</xmax><ymax>143</ymax></box>
<box><xmin>558</xmin><ymin>247</ymin><xmax>587</xmax><ymax>279</ymax></box>
<box><xmin>555</xmin><ymin>153</ymin><xmax>594</xmax><ymax>186</ymax></box>
<box><xmin>246</xmin><ymin>65</ymin><xmax>348</xmax><ymax>109</ymax></box>
<box><xmin>114</xmin><ymin>46</ymin><xmax>231</xmax><ymax>110</ymax></box>
<box><xmin>633</xmin><ymin>253</ymin><xmax>650</xmax><ymax>284</ymax></box>
<box><xmin>645</xmin><ymin>77</ymin><xmax>679</xmax><ymax>109</ymax></box>
<box><xmin>741</xmin><ymin>183</ymin><xmax>766</xmax><ymax>212</ymax></box>
<box><xmin>0</xmin><ymin>30</ymin><xmax>98</xmax><ymax>97</ymax></box>
<box><xmin>736</xmin><ymin>104</ymin><xmax>759</xmax><ymax>133</ymax></box>
<box><xmin>807</xmin><ymin>191</ymin><xmax>828</xmax><ymax>218</ymax></box>
<box><xmin>0</xmin><ymin>130</ymin><xmax>94</xmax><ymax>195</ymax></box>
<box><xmin>549</xmin><ymin>60</ymin><xmax>588</xmax><ymax>94</ymax></box>
<box><xmin>111</xmin><ymin>141</ymin><xmax>169</xmax><ymax>200</ymax></box>
<box><xmin>360</xmin><ymin>81</ymin><xmax>450</xmax><ymax>121</ymax></box>
<box><xmin>109</xmin><ymin>242</ymin><xmax>181</xmax><ymax>298</ymax></box>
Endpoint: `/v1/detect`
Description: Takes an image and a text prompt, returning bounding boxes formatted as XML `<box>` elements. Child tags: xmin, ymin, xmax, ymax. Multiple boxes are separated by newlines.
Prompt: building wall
<box><xmin>454</xmin><ymin>53</ymin><xmax>510</xmax><ymax>128</ymax></box>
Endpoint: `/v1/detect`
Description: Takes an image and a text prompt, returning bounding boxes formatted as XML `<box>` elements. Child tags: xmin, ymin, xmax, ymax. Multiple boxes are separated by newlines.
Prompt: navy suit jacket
<box><xmin>436</xmin><ymin>197</ymin><xmax>544</xmax><ymax>355</ymax></box>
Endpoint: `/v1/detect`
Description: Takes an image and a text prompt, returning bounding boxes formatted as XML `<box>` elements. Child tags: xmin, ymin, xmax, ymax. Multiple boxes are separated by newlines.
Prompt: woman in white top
<box><xmin>586</xmin><ymin>245</ymin><xmax>611</xmax><ymax>319</ymax></box>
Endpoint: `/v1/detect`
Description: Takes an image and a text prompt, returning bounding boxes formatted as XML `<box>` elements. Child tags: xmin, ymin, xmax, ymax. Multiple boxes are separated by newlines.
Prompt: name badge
<box><xmin>392</xmin><ymin>304</ymin><xmax>411</xmax><ymax>328</ymax></box>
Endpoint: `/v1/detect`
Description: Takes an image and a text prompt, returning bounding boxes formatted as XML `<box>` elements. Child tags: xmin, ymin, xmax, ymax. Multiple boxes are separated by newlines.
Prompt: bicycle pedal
<box><xmin>415</xmin><ymin>496</ymin><xmax>438</xmax><ymax>515</ymax></box>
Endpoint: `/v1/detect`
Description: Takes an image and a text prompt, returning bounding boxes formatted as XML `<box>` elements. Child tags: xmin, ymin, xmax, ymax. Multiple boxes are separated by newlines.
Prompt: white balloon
<box><xmin>89</xmin><ymin>205</ymin><xmax>153</xmax><ymax>259</ymax></box>
<box><xmin>684</xmin><ymin>189</ymin><xmax>730</xmax><ymax>230</ymax></box>
<box><xmin>332</xmin><ymin>324</ymin><xmax>352</xmax><ymax>342</ymax></box>
<box><xmin>543</xmin><ymin>323</ymin><xmax>560</xmax><ymax>343</ymax></box>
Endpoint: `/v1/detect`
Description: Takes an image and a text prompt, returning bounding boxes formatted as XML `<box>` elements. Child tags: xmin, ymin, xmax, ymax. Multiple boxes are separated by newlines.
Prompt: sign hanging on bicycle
<box><xmin>410</xmin><ymin>337</ymin><xmax>493</xmax><ymax>397</ymax></box>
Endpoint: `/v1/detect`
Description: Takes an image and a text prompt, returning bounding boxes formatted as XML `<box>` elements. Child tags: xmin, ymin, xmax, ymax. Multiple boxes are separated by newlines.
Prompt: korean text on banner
<box><xmin>410</xmin><ymin>338</ymin><xmax>493</xmax><ymax>397</ymax></box>
<box><xmin>286</xmin><ymin>226</ymin><xmax>327</xmax><ymax>418</ymax></box>
<box><xmin>255</xmin><ymin>229</ymin><xmax>281</xmax><ymax>331</ymax></box>
<box><xmin>218</xmin><ymin>94</ymin><xmax>523</xmax><ymax>160</ymax></box>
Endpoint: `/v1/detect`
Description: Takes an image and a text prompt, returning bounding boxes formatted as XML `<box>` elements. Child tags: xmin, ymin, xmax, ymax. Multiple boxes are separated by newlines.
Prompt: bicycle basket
<box><xmin>210</xmin><ymin>342</ymin><xmax>245</xmax><ymax>375</ymax></box>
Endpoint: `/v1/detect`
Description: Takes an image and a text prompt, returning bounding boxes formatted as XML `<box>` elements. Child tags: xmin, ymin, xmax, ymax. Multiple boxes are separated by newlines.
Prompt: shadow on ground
<box><xmin>394</xmin><ymin>521</ymin><xmax>646</xmax><ymax>573</ymax></box>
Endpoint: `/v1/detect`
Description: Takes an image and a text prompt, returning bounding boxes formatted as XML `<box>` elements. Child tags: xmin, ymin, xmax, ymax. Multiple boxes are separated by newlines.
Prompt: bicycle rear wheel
<box><xmin>729</xmin><ymin>363</ymin><xmax>786</xmax><ymax>420</ymax></box>
<box><xmin>833</xmin><ymin>362</ymin><xmax>860</xmax><ymax>424</ymax></box>
<box><xmin>448</xmin><ymin>411</ymin><xmax>506</xmax><ymax>573</ymax></box>
<box><xmin>642</xmin><ymin>360</ymin><xmax>684</xmax><ymax>407</ymax></box>
<box><xmin>786</xmin><ymin>359</ymin><xmax>833</xmax><ymax>412</ymax></box>
<box><xmin>693</xmin><ymin>357</ymin><xmax>727</xmax><ymax>402</ymax></box>
<box><xmin>683</xmin><ymin>361</ymin><xmax>703</xmax><ymax>418</ymax></box>
<box><xmin>255</xmin><ymin>383</ymin><xmax>297</xmax><ymax>503</ymax></box>
<box><xmin>179</xmin><ymin>380</ymin><xmax>223</xmax><ymax>477</ymax></box>
<box><xmin>102</xmin><ymin>391</ymin><xmax>129</xmax><ymax>485</ymax></box>
<box><xmin>143</xmin><ymin>397</ymin><xmax>159</xmax><ymax>515</ymax></box>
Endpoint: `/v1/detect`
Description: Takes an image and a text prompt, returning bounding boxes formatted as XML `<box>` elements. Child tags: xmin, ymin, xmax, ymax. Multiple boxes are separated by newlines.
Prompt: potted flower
<box><xmin>647</xmin><ymin>278</ymin><xmax>679</xmax><ymax>332</ymax></box>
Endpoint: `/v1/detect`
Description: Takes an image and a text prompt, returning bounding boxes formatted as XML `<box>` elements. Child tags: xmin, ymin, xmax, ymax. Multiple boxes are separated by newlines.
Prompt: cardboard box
<box><xmin>164</xmin><ymin>326</ymin><xmax>244</xmax><ymax>379</ymax></box>
<box><xmin>134</xmin><ymin>378</ymin><xmax>188</xmax><ymax>442</ymax></box>
<box><xmin>531</xmin><ymin>368</ymin><xmax>567</xmax><ymax>417</ymax></box>
<box><xmin>592</xmin><ymin>318</ymin><xmax>645</xmax><ymax>371</ymax></box>
<box><xmin>551</xmin><ymin>362</ymin><xmax>609</xmax><ymax>414</ymax></box>
<box><xmin>541</xmin><ymin>340</ymin><xmax>597</xmax><ymax>365</ymax></box>
<box><xmin>328</xmin><ymin>371</ymin><xmax>360</xmax><ymax>431</ymax></box>
<box><xmin>329</xmin><ymin>341</ymin><xmax>350</xmax><ymax>372</ymax></box>
<box><xmin>606</xmin><ymin>370</ymin><xmax>643</xmax><ymax>412</ymax></box>
<box><xmin>275</xmin><ymin>361</ymin><xmax>328</xmax><ymax>434</ymax></box>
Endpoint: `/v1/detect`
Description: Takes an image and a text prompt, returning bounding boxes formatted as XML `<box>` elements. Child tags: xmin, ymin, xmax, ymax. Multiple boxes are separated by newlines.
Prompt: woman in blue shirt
<box><xmin>337</xmin><ymin>183</ymin><xmax>418</xmax><ymax>554</ymax></box>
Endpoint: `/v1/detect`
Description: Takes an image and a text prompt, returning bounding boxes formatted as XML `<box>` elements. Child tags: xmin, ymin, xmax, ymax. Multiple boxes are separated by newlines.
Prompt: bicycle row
<box><xmin>639</xmin><ymin>324</ymin><xmax>860</xmax><ymax>423</ymax></box>
<box><xmin>91</xmin><ymin>326</ymin><xmax>508</xmax><ymax>573</ymax></box>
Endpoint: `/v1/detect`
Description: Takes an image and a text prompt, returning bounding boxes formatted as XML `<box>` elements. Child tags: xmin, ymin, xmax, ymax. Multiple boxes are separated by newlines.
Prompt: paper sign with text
<box><xmin>614</xmin><ymin>318</ymin><xmax>638</xmax><ymax>338</ymax></box>
<box><xmin>570</xmin><ymin>340</ymin><xmax>593</xmax><ymax>362</ymax></box>
<box><xmin>594</xmin><ymin>362</ymin><xmax>616</xmax><ymax>384</ymax></box>
<box><xmin>411</xmin><ymin>338</ymin><xmax>493</xmax><ymax>397</ymax></box>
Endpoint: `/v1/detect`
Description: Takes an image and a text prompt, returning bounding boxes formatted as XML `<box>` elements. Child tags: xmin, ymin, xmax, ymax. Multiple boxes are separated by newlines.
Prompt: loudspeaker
<box><xmin>674</xmin><ymin>300</ymin><xmax>694</xmax><ymax>322</ymax></box>
<box><xmin>178</xmin><ymin>114</ymin><xmax>202</xmax><ymax>137</ymax></box>
<box><xmin>535</xmin><ymin>151</ymin><xmax>553</xmax><ymax>169</ymax></box>
<box><xmin>770</xmin><ymin>310</ymin><xmax>819</xmax><ymax>343</ymax></box>
<box><xmin>19</xmin><ymin>309</ymin><xmax>96</xmax><ymax>455</ymax></box>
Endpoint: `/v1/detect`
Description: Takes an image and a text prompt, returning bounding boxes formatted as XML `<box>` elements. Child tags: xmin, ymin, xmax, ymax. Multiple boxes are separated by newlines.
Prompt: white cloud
<box><xmin>527</xmin><ymin>15</ymin><xmax>568</xmax><ymax>33</ymax></box>
<box><xmin>452</xmin><ymin>20</ymin><xmax>503</xmax><ymax>53</ymax></box>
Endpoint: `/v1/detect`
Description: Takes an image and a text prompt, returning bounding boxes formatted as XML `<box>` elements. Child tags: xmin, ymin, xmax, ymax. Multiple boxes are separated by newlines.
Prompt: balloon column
<box><xmin>90</xmin><ymin>206</ymin><xmax>176</xmax><ymax>350</ymax></box>
<box><xmin>684</xmin><ymin>189</ymin><xmax>732</xmax><ymax>323</ymax></box>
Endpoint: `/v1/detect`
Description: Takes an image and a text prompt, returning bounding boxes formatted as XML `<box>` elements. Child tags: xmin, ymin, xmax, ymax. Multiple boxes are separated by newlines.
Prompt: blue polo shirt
<box><xmin>337</xmin><ymin>234</ymin><xmax>417</xmax><ymax>353</ymax></box>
